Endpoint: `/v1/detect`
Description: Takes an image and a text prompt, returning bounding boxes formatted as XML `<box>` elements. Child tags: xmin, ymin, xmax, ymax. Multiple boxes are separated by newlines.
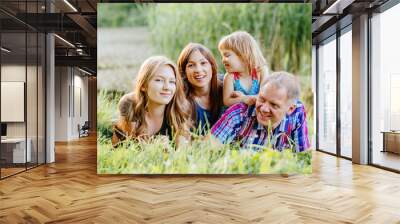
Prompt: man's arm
<box><xmin>210</xmin><ymin>103</ymin><xmax>248</xmax><ymax>145</ymax></box>
<box><xmin>291</xmin><ymin>103</ymin><xmax>310</xmax><ymax>152</ymax></box>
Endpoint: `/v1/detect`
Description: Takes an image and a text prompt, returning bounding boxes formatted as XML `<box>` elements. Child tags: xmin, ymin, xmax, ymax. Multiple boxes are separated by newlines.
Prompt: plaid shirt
<box><xmin>211</xmin><ymin>102</ymin><xmax>310</xmax><ymax>152</ymax></box>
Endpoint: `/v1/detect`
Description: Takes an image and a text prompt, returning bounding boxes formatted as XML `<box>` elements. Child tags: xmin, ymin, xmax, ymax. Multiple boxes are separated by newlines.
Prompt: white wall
<box><xmin>55</xmin><ymin>67</ymin><xmax>69</xmax><ymax>141</ymax></box>
<box><xmin>1</xmin><ymin>63</ymin><xmax>46</xmax><ymax>164</ymax></box>
<box><xmin>1</xmin><ymin>65</ymin><xmax>36</xmax><ymax>138</ymax></box>
<box><xmin>54</xmin><ymin>67</ymin><xmax>89</xmax><ymax>141</ymax></box>
<box><xmin>1</xmin><ymin>65</ymin><xmax>26</xmax><ymax>142</ymax></box>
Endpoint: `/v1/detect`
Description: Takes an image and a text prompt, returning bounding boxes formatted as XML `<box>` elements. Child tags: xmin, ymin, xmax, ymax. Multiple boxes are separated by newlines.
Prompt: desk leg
<box><xmin>382</xmin><ymin>133</ymin><xmax>386</xmax><ymax>153</ymax></box>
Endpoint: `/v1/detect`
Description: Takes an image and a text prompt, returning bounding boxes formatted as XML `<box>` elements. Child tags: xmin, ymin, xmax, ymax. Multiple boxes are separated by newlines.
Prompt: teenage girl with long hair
<box><xmin>112</xmin><ymin>56</ymin><xmax>192</xmax><ymax>147</ymax></box>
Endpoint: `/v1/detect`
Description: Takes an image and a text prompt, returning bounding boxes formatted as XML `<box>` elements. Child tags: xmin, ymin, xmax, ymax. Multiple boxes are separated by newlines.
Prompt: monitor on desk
<box><xmin>1</xmin><ymin>123</ymin><xmax>7</xmax><ymax>138</ymax></box>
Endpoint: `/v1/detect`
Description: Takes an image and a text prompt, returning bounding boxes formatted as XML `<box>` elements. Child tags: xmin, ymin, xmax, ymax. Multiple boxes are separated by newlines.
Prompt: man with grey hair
<box><xmin>211</xmin><ymin>71</ymin><xmax>310</xmax><ymax>152</ymax></box>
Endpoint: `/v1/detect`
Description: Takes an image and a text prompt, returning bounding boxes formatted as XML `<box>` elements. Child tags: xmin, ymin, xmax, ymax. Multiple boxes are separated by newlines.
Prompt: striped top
<box><xmin>211</xmin><ymin>102</ymin><xmax>310</xmax><ymax>152</ymax></box>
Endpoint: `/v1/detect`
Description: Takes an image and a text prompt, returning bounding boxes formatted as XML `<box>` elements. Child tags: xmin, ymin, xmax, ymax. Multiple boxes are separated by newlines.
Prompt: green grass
<box><xmin>97</xmin><ymin>135</ymin><xmax>312</xmax><ymax>174</ymax></box>
<box><xmin>97</xmin><ymin>89</ymin><xmax>313</xmax><ymax>175</ymax></box>
<box><xmin>97</xmin><ymin>89</ymin><xmax>124</xmax><ymax>139</ymax></box>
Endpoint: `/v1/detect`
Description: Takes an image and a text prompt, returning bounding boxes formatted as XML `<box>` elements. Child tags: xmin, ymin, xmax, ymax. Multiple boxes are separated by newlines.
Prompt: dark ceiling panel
<box><xmin>1</xmin><ymin>0</ymin><xmax>97</xmax><ymax>75</ymax></box>
<box><xmin>55</xmin><ymin>55</ymin><xmax>97</xmax><ymax>74</ymax></box>
<box><xmin>312</xmin><ymin>0</ymin><xmax>392</xmax><ymax>43</ymax></box>
<box><xmin>16</xmin><ymin>13</ymin><xmax>83</xmax><ymax>32</ymax></box>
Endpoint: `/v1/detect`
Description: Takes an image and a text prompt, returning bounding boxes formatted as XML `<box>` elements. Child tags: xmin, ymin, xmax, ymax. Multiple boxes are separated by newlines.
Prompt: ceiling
<box><xmin>311</xmin><ymin>0</ymin><xmax>390</xmax><ymax>44</ymax></box>
<box><xmin>0</xmin><ymin>0</ymin><xmax>97</xmax><ymax>75</ymax></box>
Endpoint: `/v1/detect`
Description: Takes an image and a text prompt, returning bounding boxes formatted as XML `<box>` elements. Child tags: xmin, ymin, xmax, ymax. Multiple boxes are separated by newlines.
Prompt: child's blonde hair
<box><xmin>218</xmin><ymin>31</ymin><xmax>268</xmax><ymax>79</ymax></box>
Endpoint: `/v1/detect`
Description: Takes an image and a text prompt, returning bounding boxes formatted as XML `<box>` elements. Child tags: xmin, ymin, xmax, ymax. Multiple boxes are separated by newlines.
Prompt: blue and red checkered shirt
<box><xmin>211</xmin><ymin>102</ymin><xmax>310</xmax><ymax>152</ymax></box>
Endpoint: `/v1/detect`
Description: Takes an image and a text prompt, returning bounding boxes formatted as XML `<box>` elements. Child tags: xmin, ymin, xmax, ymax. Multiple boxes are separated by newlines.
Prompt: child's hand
<box><xmin>244</xmin><ymin>95</ymin><xmax>257</xmax><ymax>105</ymax></box>
<box><xmin>230</xmin><ymin>91</ymin><xmax>245</xmax><ymax>99</ymax></box>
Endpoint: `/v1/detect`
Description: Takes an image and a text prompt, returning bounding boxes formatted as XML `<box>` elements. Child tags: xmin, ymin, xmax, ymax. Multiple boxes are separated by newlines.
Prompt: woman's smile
<box><xmin>160</xmin><ymin>92</ymin><xmax>172</xmax><ymax>97</ymax></box>
<box><xmin>193</xmin><ymin>74</ymin><xmax>207</xmax><ymax>81</ymax></box>
<box><xmin>184</xmin><ymin>50</ymin><xmax>213</xmax><ymax>89</ymax></box>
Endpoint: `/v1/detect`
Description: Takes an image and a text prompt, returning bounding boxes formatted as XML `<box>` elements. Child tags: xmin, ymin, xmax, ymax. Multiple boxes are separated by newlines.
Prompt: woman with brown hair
<box><xmin>177</xmin><ymin>43</ymin><xmax>224</xmax><ymax>135</ymax></box>
<box><xmin>112</xmin><ymin>55</ymin><xmax>192</xmax><ymax>147</ymax></box>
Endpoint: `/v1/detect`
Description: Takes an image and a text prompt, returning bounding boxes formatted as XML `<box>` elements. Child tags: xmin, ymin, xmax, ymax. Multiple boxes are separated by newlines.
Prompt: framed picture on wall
<box><xmin>97</xmin><ymin>3</ymin><xmax>313</xmax><ymax>175</ymax></box>
<box><xmin>1</xmin><ymin>81</ymin><xmax>25</xmax><ymax>122</ymax></box>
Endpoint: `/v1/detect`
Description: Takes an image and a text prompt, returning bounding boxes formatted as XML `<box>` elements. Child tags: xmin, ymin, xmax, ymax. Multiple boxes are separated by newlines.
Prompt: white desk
<box><xmin>1</xmin><ymin>138</ymin><xmax>31</xmax><ymax>163</ymax></box>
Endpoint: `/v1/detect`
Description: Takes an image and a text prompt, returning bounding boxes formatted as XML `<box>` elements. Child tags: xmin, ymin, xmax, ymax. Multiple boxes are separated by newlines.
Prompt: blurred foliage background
<box><xmin>99</xmin><ymin>3</ymin><xmax>311</xmax><ymax>76</ymax></box>
<box><xmin>98</xmin><ymin>4</ymin><xmax>148</xmax><ymax>27</ymax></box>
<box><xmin>97</xmin><ymin>3</ymin><xmax>314</xmax><ymax>138</ymax></box>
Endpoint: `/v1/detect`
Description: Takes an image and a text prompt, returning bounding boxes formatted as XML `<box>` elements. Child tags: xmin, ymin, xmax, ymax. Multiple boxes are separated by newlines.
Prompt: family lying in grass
<box><xmin>111</xmin><ymin>31</ymin><xmax>310</xmax><ymax>152</ymax></box>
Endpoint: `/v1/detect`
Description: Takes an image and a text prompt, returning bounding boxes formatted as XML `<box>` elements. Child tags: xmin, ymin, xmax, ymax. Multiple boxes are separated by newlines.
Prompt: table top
<box><xmin>1</xmin><ymin>138</ymin><xmax>30</xmax><ymax>143</ymax></box>
<box><xmin>381</xmin><ymin>131</ymin><xmax>400</xmax><ymax>134</ymax></box>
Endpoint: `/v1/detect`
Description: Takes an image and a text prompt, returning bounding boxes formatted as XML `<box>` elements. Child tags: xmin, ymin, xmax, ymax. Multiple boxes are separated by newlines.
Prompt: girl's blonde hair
<box><xmin>218</xmin><ymin>31</ymin><xmax>269</xmax><ymax>79</ymax></box>
<box><xmin>121</xmin><ymin>56</ymin><xmax>192</xmax><ymax>139</ymax></box>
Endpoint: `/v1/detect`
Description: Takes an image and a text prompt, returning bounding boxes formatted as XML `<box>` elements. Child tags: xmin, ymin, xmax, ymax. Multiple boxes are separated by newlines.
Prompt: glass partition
<box><xmin>371</xmin><ymin>3</ymin><xmax>400</xmax><ymax>171</ymax></box>
<box><xmin>0</xmin><ymin>1</ymin><xmax>46</xmax><ymax>179</ymax></box>
<box><xmin>27</xmin><ymin>30</ymin><xmax>38</xmax><ymax>169</ymax></box>
<box><xmin>317</xmin><ymin>35</ymin><xmax>337</xmax><ymax>155</ymax></box>
<box><xmin>339</xmin><ymin>28</ymin><xmax>352</xmax><ymax>158</ymax></box>
<box><xmin>1</xmin><ymin>30</ymin><xmax>28</xmax><ymax>177</ymax></box>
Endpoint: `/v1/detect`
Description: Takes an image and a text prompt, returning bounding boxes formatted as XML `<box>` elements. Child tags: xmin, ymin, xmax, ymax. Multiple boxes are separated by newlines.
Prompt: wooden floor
<box><xmin>0</xmin><ymin>167</ymin><xmax>26</xmax><ymax>178</ymax></box>
<box><xmin>1</xmin><ymin>163</ymin><xmax>45</xmax><ymax>178</ymax></box>
<box><xmin>373</xmin><ymin>150</ymin><xmax>400</xmax><ymax>171</ymax></box>
<box><xmin>1</xmin><ymin>135</ymin><xmax>400</xmax><ymax>223</ymax></box>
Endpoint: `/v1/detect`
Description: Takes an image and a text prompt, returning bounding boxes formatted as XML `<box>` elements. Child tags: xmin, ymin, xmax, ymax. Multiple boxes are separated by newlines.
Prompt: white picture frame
<box><xmin>1</xmin><ymin>81</ymin><xmax>25</xmax><ymax>122</ymax></box>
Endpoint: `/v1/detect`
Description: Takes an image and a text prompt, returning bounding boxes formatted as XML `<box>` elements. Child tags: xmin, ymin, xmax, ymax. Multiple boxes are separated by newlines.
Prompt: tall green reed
<box><xmin>146</xmin><ymin>3</ymin><xmax>311</xmax><ymax>77</ymax></box>
<box><xmin>97</xmin><ymin>90</ymin><xmax>122</xmax><ymax>139</ymax></box>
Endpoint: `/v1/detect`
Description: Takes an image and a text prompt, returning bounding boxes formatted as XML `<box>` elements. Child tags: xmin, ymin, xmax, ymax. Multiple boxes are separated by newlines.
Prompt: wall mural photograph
<box><xmin>97</xmin><ymin>3</ymin><xmax>313</xmax><ymax>174</ymax></box>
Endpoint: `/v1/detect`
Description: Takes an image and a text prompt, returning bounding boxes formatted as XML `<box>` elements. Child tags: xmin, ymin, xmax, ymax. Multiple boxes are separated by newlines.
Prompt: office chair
<box><xmin>79</xmin><ymin>121</ymin><xmax>90</xmax><ymax>138</ymax></box>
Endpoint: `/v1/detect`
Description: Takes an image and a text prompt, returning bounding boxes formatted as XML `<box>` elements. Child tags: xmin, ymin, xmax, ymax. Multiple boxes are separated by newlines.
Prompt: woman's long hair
<box><xmin>121</xmin><ymin>56</ymin><xmax>192</xmax><ymax>139</ymax></box>
<box><xmin>218</xmin><ymin>31</ymin><xmax>269</xmax><ymax>80</ymax></box>
<box><xmin>177</xmin><ymin>43</ymin><xmax>223</xmax><ymax>125</ymax></box>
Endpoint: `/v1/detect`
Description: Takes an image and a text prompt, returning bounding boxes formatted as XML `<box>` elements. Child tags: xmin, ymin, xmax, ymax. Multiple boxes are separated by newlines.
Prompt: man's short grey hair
<box><xmin>262</xmin><ymin>71</ymin><xmax>300</xmax><ymax>103</ymax></box>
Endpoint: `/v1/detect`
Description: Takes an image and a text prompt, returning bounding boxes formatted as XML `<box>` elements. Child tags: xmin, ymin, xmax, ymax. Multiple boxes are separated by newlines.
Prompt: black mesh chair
<box><xmin>79</xmin><ymin>121</ymin><xmax>90</xmax><ymax>138</ymax></box>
